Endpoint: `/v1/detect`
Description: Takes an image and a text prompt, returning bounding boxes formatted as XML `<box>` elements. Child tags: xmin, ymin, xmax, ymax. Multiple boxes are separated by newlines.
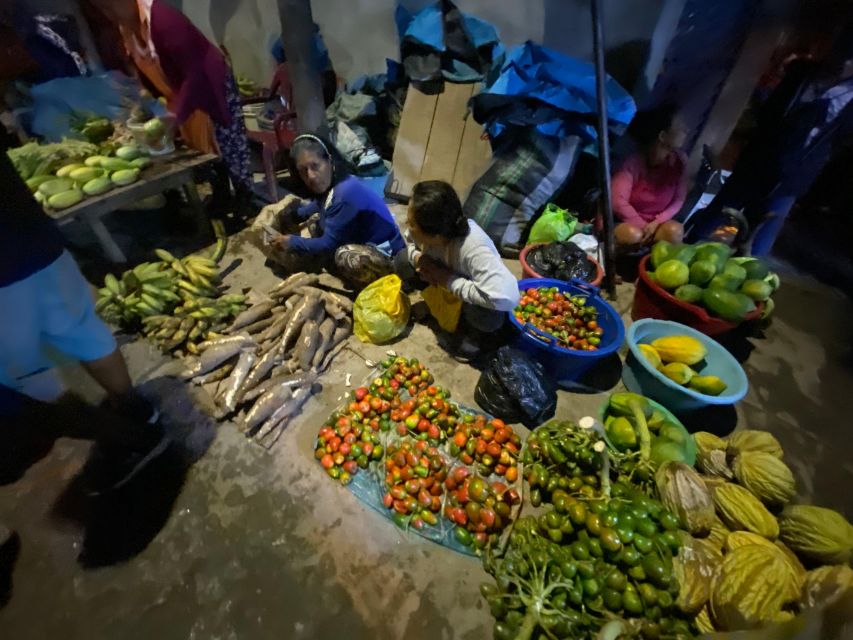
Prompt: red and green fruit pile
<box><xmin>392</xmin><ymin>385</ymin><xmax>459</xmax><ymax>445</ymax></box>
<box><xmin>513</xmin><ymin>286</ymin><xmax>603</xmax><ymax>351</ymax></box>
<box><xmin>315</xmin><ymin>407</ymin><xmax>385</xmax><ymax>485</ymax></box>
<box><xmin>382</xmin><ymin>439</ymin><xmax>446</xmax><ymax>529</ymax></box>
<box><xmin>449</xmin><ymin>415</ymin><xmax>521</xmax><ymax>481</ymax></box>
<box><xmin>445</xmin><ymin>471</ymin><xmax>521</xmax><ymax>550</ymax></box>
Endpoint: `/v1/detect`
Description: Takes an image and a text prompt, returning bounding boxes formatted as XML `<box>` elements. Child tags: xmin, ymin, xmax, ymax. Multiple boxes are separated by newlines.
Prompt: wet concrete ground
<box><xmin>1</xmin><ymin>206</ymin><xmax>852</xmax><ymax>639</ymax></box>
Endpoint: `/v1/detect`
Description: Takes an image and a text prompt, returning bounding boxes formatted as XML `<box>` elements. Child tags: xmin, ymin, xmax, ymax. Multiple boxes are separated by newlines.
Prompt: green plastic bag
<box><xmin>353</xmin><ymin>275</ymin><xmax>411</xmax><ymax>344</ymax></box>
<box><xmin>527</xmin><ymin>203</ymin><xmax>577</xmax><ymax>245</ymax></box>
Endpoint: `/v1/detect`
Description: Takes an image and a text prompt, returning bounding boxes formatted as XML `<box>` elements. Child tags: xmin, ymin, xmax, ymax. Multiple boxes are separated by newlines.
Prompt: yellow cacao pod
<box><xmin>732</xmin><ymin>450</ymin><xmax>796</xmax><ymax>505</ymax></box>
<box><xmin>713</xmin><ymin>482</ymin><xmax>779</xmax><ymax>539</ymax></box>
<box><xmin>650</xmin><ymin>335</ymin><xmax>707</xmax><ymax>365</ymax></box>
<box><xmin>656</xmin><ymin>461</ymin><xmax>715</xmax><ymax>536</ymax></box>
<box><xmin>710</xmin><ymin>544</ymin><xmax>800</xmax><ymax>630</ymax></box>
<box><xmin>800</xmin><ymin>564</ymin><xmax>853</xmax><ymax>609</ymax></box>
<box><xmin>694</xmin><ymin>431</ymin><xmax>733</xmax><ymax>479</ymax></box>
<box><xmin>779</xmin><ymin>504</ymin><xmax>853</xmax><ymax>564</ymax></box>
<box><xmin>724</xmin><ymin>532</ymin><xmax>806</xmax><ymax>586</ymax></box>
<box><xmin>674</xmin><ymin>534</ymin><xmax>723</xmax><ymax>614</ymax></box>
<box><xmin>727</xmin><ymin>429</ymin><xmax>783</xmax><ymax>458</ymax></box>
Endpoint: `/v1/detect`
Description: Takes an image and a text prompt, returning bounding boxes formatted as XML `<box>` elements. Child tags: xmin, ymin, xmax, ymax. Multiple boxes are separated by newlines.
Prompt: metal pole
<box><xmin>591</xmin><ymin>0</ymin><xmax>617</xmax><ymax>298</ymax></box>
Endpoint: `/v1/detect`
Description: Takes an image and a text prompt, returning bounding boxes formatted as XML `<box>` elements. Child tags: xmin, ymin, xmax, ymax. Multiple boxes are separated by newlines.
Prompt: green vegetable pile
<box><xmin>646</xmin><ymin>241</ymin><xmax>780</xmax><ymax>322</ymax></box>
<box><xmin>483</xmin><ymin>482</ymin><xmax>694</xmax><ymax>640</ymax></box>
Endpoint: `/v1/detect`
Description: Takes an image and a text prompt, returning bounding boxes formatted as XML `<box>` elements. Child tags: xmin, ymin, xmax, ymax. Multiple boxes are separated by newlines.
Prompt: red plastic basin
<box><xmin>632</xmin><ymin>255</ymin><xmax>762</xmax><ymax>336</ymax></box>
<box><xmin>519</xmin><ymin>243</ymin><xmax>604</xmax><ymax>287</ymax></box>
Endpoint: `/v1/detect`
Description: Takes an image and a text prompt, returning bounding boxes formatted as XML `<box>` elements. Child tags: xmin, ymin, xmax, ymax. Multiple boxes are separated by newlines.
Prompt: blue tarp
<box><xmin>471</xmin><ymin>41</ymin><xmax>637</xmax><ymax>144</ymax></box>
<box><xmin>395</xmin><ymin>1</ymin><xmax>504</xmax><ymax>83</ymax></box>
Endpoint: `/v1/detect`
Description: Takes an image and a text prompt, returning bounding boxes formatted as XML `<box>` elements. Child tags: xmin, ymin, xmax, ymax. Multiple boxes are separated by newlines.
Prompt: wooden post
<box><xmin>277</xmin><ymin>0</ymin><xmax>328</xmax><ymax>136</ymax></box>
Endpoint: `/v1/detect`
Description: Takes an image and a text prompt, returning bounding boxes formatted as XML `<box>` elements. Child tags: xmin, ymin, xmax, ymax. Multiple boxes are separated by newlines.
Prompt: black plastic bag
<box><xmin>474</xmin><ymin>347</ymin><xmax>557</xmax><ymax>428</ymax></box>
<box><xmin>527</xmin><ymin>241</ymin><xmax>596</xmax><ymax>282</ymax></box>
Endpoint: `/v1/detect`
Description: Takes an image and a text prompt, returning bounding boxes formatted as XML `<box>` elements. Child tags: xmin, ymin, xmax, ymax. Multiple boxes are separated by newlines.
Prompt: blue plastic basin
<box><xmin>623</xmin><ymin>318</ymin><xmax>748</xmax><ymax>413</ymax></box>
<box><xmin>508</xmin><ymin>278</ymin><xmax>625</xmax><ymax>387</ymax></box>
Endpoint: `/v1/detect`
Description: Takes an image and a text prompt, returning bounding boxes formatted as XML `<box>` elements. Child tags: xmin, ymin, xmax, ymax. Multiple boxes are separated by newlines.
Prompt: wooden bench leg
<box><xmin>89</xmin><ymin>216</ymin><xmax>127</xmax><ymax>263</ymax></box>
<box><xmin>182</xmin><ymin>181</ymin><xmax>209</xmax><ymax>233</ymax></box>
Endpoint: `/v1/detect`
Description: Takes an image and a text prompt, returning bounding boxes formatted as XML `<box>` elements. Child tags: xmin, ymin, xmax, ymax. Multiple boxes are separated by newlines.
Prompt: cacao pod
<box><xmin>695</xmin><ymin>605</ymin><xmax>715</xmax><ymax>634</ymax></box>
<box><xmin>656</xmin><ymin>461</ymin><xmax>715</xmax><ymax>535</ymax></box>
<box><xmin>713</xmin><ymin>482</ymin><xmax>779</xmax><ymax>539</ymax></box>
<box><xmin>707</xmin><ymin>516</ymin><xmax>731</xmax><ymax>552</ymax></box>
<box><xmin>732</xmin><ymin>451</ymin><xmax>796</xmax><ymax>505</ymax></box>
<box><xmin>800</xmin><ymin>565</ymin><xmax>853</xmax><ymax>609</ymax></box>
<box><xmin>710</xmin><ymin>544</ymin><xmax>800</xmax><ymax>630</ymax></box>
<box><xmin>674</xmin><ymin>533</ymin><xmax>723</xmax><ymax>614</ymax></box>
<box><xmin>727</xmin><ymin>429</ymin><xmax>783</xmax><ymax>458</ymax></box>
<box><xmin>694</xmin><ymin>431</ymin><xmax>733</xmax><ymax>479</ymax></box>
<box><xmin>779</xmin><ymin>504</ymin><xmax>853</xmax><ymax>564</ymax></box>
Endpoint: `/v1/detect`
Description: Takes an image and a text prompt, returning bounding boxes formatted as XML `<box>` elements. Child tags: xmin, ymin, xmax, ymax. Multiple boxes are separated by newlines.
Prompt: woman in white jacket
<box><xmin>398</xmin><ymin>180</ymin><xmax>520</xmax><ymax>341</ymax></box>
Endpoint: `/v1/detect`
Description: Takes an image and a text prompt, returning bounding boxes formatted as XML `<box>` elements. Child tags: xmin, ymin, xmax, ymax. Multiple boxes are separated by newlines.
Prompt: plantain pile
<box><xmin>96</xmin><ymin>240</ymin><xmax>244</xmax><ymax>355</ymax></box>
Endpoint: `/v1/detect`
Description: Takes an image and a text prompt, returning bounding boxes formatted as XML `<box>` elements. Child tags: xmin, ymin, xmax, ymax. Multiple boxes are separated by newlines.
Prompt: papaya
<box><xmin>675</xmin><ymin>283</ymin><xmax>703</xmax><ymax>304</ymax></box>
<box><xmin>688</xmin><ymin>375</ymin><xmax>728</xmax><ymax>396</ymax></box>
<box><xmin>740</xmin><ymin>279</ymin><xmax>773</xmax><ymax>302</ymax></box>
<box><xmin>650</xmin><ymin>335</ymin><xmax>707</xmax><ymax>365</ymax></box>
<box><xmin>694</xmin><ymin>241</ymin><xmax>732</xmax><ymax>265</ymax></box>
<box><xmin>656</xmin><ymin>259</ymin><xmax>690</xmax><ymax>289</ymax></box>
<box><xmin>702</xmin><ymin>288</ymin><xmax>756</xmax><ymax>322</ymax></box>
<box><xmin>708</xmin><ymin>274</ymin><xmax>741</xmax><ymax>292</ymax></box>
<box><xmin>638</xmin><ymin>343</ymin><xmax>662</xmax><ymax>369</ymax></box>
<box><xmin>660</xmin><ymin>362</ymin><xmax>695</xmax><ymax>385</ymax></box>
<box><xmin>742</xmin><ymin>259</ymin><xmax>770</xmax><ymax>280</ymax></box>
<box><xmin>723</xmin><ymin>260</ymin><xmax>748</xmax><ymax>288</ymax></box>
<box><xmin>689</xmin><ymin>260</ymin><xmax>717</xmax><ymax>285</ymax></box>
<box><xmin>670</xmin><ymin>244</ymin><xmax>697</xmax><ymax>265</ymax></box>
<box><xmin>650</xmin><ymin>240</ymin><xmax>675</xmax><ymax>270</ymax></box>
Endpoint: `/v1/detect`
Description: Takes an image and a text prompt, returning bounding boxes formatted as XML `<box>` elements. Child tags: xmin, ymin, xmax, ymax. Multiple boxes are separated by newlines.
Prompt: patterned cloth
<box><xmin>214</xmin><ymin>72</ymin><xmax>252</xmax><ymax>190</ymax></box>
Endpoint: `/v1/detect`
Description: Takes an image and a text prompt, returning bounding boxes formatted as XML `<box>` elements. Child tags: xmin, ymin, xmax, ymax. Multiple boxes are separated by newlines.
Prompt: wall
<box><xmin>163</xmin><ymin>0</ymin><xmax>667</xmax><ymax>90</ymax></box>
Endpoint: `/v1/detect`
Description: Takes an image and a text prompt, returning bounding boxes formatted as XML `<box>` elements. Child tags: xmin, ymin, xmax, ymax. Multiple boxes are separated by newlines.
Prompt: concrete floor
<box><xmin>1</xmin><ymin>210</ymin><xmax>852</xmax><ymax>639</ymax></box>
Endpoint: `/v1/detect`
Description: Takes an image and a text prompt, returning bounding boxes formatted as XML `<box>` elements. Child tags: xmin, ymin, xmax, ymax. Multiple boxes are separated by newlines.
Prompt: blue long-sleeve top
<box><xmin>288</xmin><ymin>175</ymin><xmax>405</xmax><ymax>256</ymax></box>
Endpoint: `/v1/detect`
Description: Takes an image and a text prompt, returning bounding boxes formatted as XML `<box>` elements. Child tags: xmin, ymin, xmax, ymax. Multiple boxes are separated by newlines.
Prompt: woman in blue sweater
<box><xmin>261</xmin><ymin>134</ymin><xmax>404</xmax><ymax>287</ymax></box>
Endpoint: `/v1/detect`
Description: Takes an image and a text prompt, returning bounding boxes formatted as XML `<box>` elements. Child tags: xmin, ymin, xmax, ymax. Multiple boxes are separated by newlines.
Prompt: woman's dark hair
<box><xmin>287</xmin><ymin>133</ymin><xmax>350</xmax><ymax>196</ymax></box>
<box><xmin>410</xmin><ymin>180</ymin><xmax>470</xmax><ymax>239</ymax></box>
<box><xmin>627</xmin><ymin>104</ymin><xmax>678</xmax><ymax>149</ymax></box>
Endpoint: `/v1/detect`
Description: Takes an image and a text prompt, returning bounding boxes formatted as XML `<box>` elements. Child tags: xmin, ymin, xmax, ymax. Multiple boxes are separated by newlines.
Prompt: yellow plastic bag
<box><xmin>422</xmin><ymin>285</ymin><xmax>462</xmax><ymax>333</ymax></box>
<box><xmin>353</xmin><ymin>274</ymin><xmax>411</xmax><ymax>343</ymax></box>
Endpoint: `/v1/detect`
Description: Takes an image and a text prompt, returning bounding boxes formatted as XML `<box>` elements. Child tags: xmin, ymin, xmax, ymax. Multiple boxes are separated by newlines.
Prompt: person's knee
<box><xmin>655</xmin><ymin>220</ymin><xmax>683</xmax><ymax>243</ymax></box>
<box><xmin>463</xmin><ymin>304</ymin><xmax>505</xmax><ymax>333</ymax></box>
<box><xmin>615</xmin><ymin>223</ymin><xmax>643</xmax><ymax>246</ymax></box>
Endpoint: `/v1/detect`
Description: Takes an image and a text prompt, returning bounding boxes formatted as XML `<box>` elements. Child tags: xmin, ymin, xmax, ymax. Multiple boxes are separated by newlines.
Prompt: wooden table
<box><xmin>48</xmin><ymin>149</ymin><xmax>218</xmax><ymax>263</ymax></box>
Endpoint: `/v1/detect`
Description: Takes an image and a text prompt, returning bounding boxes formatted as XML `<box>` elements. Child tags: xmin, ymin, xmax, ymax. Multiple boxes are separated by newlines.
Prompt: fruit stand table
<box><xmin>47</xmin><ymin>149</ymin><xmax>218</xmax><ymax>263</ymax></box>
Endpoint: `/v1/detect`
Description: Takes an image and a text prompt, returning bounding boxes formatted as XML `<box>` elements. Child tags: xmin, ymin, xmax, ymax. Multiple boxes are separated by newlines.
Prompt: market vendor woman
<box><xmin>258</xmin><ymin>134</ymin><xmax>405</xmax><ymax>287</ymax></box>
<box><xmin>399</xmin><ymin>180</ymin><xmax>519</xmax><ymax>353</ymax></box>
<box><xmin>611</xmin><ymin>105</ymin><xmax>688</xmax><ymax>247</ymax></box>
<box><xmin>91</xmin><ymin>0</ymin><xmax>252</xmax><ymax>205</ymax></box>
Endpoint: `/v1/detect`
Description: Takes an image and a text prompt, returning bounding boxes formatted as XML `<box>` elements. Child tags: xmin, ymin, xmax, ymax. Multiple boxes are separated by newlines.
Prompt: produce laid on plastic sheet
<box><xmin>513</xmin><ymin>286</ymin><xmax>604</xmax><ymax>351</ymax></box>
<box><xmin>474</xmin><ymin>391</ymin><xmax>853</xmax><ymax>639</ymax></box>
<box><xmin>314</xmin><ymin>355</ymin><xmax>523</xmax><ymax>555</ymax></box>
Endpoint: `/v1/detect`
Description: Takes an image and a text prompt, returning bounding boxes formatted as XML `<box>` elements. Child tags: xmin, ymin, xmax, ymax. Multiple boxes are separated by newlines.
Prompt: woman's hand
<box><xmin>416</xmin><ymin>255</ymin><xmax>454</xmax><ymax>287</ymax></box>
<box><xmin>266</xmin><ymin>233</ymin><xmax>290</xmax><ymax>251</ymax></box>
<box><xmin>642</xmin><ymin>221</ymin><xmax>661</xmax><ymax>243</ymax></box>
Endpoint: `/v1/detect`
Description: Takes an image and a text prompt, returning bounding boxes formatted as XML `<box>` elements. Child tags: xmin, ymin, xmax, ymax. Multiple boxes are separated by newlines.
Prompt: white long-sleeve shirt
<box><xmin>406</xmin><ymin>220</ymin><xmax>520</xmax><ymax>312</ymax></box>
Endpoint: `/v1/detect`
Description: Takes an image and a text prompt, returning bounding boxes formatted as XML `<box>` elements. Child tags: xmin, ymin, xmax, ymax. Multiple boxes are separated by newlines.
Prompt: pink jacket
<box><xmin>611</xmin><ymin>151</ymin><xmax>687</xmax><ymax>227</ymax></box>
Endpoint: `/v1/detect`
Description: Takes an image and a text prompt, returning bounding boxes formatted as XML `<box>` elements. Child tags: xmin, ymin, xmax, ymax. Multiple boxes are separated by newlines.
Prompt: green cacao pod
<box><xmin>674</xmin><ymin>533</ymin><xmax>723</xmax><ymax>614</ymax></box>
<box><xmin>710</xmin><ymin>544</ymin><xmax>800</xmax><ymax>630</ymax></box>
<box><xmin>713</xmin><ymin>482</ymin><xmax>779</xmax><ymax>539</ymax></box>
<box><xmin>656</xmin><ymin>461</ymin><xmax>715</xmax><ymax>536</ymax></box>
<box><xmin>727</xmin><ymin>429</ymin><xmax>783</xmax><ymax>458</ymax></box>
<box><xmin>800</xmin><ymin>565</ymin><xmax>853</xmax><ymax>609</ymax></box>
<box><xmin>695</xmin><ymin>605</ymin><xmax>715</xmax><ymax>634</ymax></box>
<box><xmin>694</xmin><ymin>431</ymin><xmax>733</xmax><ymax>479</ymax></box>
<box><xmin>732</xmin><ymin>451</ymin><xmax>796</xmax><ymax>505</ymax></box>
<box><xmin>779</xmin><ymin>505</ymin><xmax>853</xmax><ymax>564</ymax></box>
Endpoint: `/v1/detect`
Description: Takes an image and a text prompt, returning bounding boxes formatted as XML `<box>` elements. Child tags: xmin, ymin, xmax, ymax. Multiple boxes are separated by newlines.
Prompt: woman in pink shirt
<box><xmin>612</xmin><ymin>106</ymin><xmax>688</xmax><ymax>247</ymax></box>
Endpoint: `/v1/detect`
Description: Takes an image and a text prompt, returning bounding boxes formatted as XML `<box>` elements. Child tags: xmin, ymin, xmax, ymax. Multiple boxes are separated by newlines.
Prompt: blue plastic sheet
<box><xmin>471</xmin><ymin>41</ymin><xmax>637</xmax><ymax>144</ymax></box>
<box><xmin>29</xmin><ymin>71</ymin><xmax>163</xmax><ymax>141</ymax></box>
